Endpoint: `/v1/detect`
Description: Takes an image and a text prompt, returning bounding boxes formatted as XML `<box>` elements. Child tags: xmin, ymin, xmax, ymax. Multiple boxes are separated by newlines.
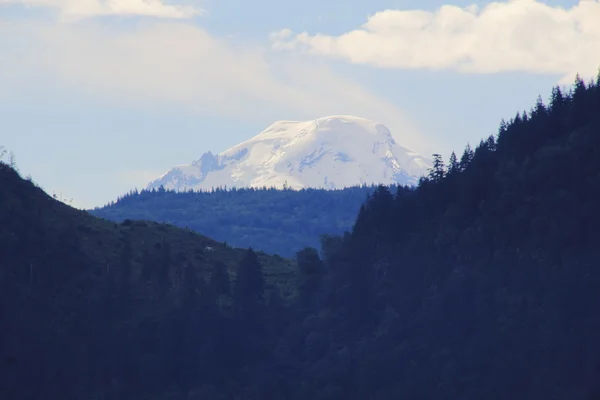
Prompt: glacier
<box><xmin>147</xmin><ymin>115</ymin><xmax>431</xmax><ymax>191</ymax></box>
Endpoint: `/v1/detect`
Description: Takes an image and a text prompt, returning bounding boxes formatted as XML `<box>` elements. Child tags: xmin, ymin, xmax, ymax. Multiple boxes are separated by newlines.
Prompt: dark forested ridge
<box><xmin>0</xmin><ymin>163</ymin><xmax>295</xmax><ymax>399</ymax></box>
<box><xmin>90</xmin><ymin>185</ymin><xmax>383</xmax><ymax>257</ymax></box>
<box><xmin>3</xmin><ymin>73</ymin><xmax>600</xmax><ymax>399</ymax></box>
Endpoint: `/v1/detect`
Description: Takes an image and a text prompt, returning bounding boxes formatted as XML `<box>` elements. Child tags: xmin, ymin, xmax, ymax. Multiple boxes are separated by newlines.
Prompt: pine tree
<box><xmin>448</xmin><ymin>151</ymin><xmax>459</xmax><ymax>174</ymax></box>
<box><xmin>353</xmin><ymin>204</ymin><xmax>370</xmax><ymax>238</ymax></box>
<box><xmin>532</xmin><ymin>95</ymin><xmax>547</xmax><ymax>118</ymax></box>
<box><xmin>175</xmin><ymin>262</ymin><xmax>217</xmax><ymax>393</ymax></box>
<box><xmin>485</xmin><ymin>134</ymin><xmax>497</xmax><ymax>151</ymax></box>
<box><xmin>319</xmin><ymin>234</ymin><xmax>344</xmax><ymax>266</ymax></box>
<box><xmin>459</xmin><ymin>144</ymin><xmax>474</xmax><ymax>172</ymax></box>
<box><xmin>572</xmin><ymin>73</ymin><xmax>589</xmax><ymax>128</ymax></box>
<box><xmin>345</xmin><ymin>230</ymin><xmax>378</xmax><ymax>333</ymax></box>
<box><xmin>296</xmin><ymin>247</ymin><xmax>324</xmax><ymax>313</ymax></box>
<box><xmin>369</xmin><ymin>185</ymin><xmax>396</xmax><ymax>240</ymax></box>
<box><xmin>595</xmin><ymin>67</ymin><xmax>600</xmax><ymax>111</ymax></box>
<box><xmin>233</xmin><ymin>248</ymin><xmax>265</xmax><ymax>316</ymax></box>
<box><xmin>428</xmin><ymin>154</ymin><xmax>446</xmax><ymax>182</ymax></box>
<box><xmin>229</xmin><ymin>248</ymin><xmax>267</xmax><ymax>367</ymax></box>
<box><xmin>550</xmin><ymin>85</ymin><xmax>565</xmax><ymax>114</ymax></box>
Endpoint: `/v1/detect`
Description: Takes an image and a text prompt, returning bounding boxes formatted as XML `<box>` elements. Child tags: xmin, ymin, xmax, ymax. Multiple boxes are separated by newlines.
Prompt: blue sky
<box><xmin>1</xmin><ymin>0</ymin><xmax>597</xmax><ymax>208</ymax></box>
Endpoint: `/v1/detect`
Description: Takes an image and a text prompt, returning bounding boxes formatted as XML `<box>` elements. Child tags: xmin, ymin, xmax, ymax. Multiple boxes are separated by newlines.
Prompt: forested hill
<box><xmin>4</xmin><ymin>73</ymin><xmax>600</xmax><ymax>399</ymax></box>
<box><xmin>297</xmin><ymin>74</ymin><xmax>600</xmax><ymax>398</ymax></box>
<box><xmin>0</xmin><ymin>162</ymin><xmax>295</xmax><ymax>399</ymax></box>
<box><xmin>91</xmin><ymin>185</ymin><xmax>384</xmax><ymax>256</ymax></box>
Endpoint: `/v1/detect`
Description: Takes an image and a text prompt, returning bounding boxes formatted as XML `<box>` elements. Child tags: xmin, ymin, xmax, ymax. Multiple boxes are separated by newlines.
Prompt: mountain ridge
<box><xmin>91</xmin><ymin>184</ymin><xmax>385</xmax><ymax>257</ymax></box>
<box><xmin>148</xmin><ymin>115</ymin><xmax>431</xmax><ymax>192</ymax></box>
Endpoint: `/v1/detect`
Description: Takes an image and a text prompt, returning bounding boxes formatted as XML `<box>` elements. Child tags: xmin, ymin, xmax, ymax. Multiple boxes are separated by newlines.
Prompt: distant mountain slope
<box><xmin>147</xmin><ymin>115</ymin><xmax>430</xmax><ymax>192</ymax></box>
<box><xmin>91</xmin><ymin>185</ymin><xmax>388</xmax><ymax>257</ymax></box>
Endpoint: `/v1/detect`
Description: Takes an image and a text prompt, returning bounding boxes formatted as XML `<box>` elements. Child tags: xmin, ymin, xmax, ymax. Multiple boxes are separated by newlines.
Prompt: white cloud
<box><xmin>0</xmin><ymin>0</ymin><xmax>203</xmax><ymax>20</ymax></box>
<box><xmin>271</xmin><ymin>0</ymin><xmax>600</xmax><ymax>82</ymax></box>
<box><xmin>0</xmin><ymin>14</ymin><xmax>427</xmax><ymax>152</ymax></box>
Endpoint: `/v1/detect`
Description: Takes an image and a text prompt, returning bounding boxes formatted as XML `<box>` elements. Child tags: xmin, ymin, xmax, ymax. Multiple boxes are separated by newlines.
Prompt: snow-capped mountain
<box><xmin>147</xmin><ymin>115</ymin><xmax>431</xmax><ymax>192</ymax></box>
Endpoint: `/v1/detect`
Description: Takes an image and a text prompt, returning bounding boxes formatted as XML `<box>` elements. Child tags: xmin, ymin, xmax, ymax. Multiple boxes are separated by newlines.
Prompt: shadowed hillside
<box><xmin>0</xmin><ymin>163</ymin><xmax>295</xmax><ymax>399</ymax></box>
<box><xmin>285</xmin><ymin>73</ymin><xmax>600</xmax><ymax>399</ymax></box>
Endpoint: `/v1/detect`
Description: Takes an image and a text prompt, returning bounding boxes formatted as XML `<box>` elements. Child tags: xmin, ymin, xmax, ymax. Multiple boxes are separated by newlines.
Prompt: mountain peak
<box><xmin>148</xmin><ymin>116</ymin><xmax>431</xmax><ymax>191</ymax></box>
<box><xmin>252</xmin><ymin>115</ymin><xmax>394</xmax><ymax>142</ymax></box>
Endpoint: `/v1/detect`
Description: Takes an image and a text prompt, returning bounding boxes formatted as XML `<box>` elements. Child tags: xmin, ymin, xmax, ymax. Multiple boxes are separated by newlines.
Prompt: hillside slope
<box><xmin>0</xmin><ymin>163</ymin><xmax>294</xmax><ymax>285</ymax></box>
<box><xmin>278</xmin><ymin>74</ymin><xmax>600</xmax><ymax>399</ymax></box>
<box><xmin>0</xmin><ymin>163</ymin><xmax>294</xmax><ymax>399</ymax></box>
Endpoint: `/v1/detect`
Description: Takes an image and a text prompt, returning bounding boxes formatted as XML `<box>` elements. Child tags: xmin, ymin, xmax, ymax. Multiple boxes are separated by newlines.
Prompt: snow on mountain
<box><xmin>147</xmin><ymin>115</ymin><xmax>431</xmax><ymax>192</ymax></box>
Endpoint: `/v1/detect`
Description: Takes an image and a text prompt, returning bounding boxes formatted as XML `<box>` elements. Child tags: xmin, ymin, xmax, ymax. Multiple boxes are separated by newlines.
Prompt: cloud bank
<box><xmin>0</xmin><ymin>0</ymin><xmax>203</xmax><ymax>20</ymax></box>
<box><xmin>271</xmin><ymin>0</ymin><xmax>600</xmax><ymax>81</ymax></box>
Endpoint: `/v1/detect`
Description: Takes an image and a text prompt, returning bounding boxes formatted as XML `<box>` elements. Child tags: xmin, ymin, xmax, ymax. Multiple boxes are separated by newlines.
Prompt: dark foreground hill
<box><xmin>3</xmin><ymin>73</ymin><xmax>600</xmax><ymax>400</ymax></box>
<box><xmin>0</xmin><ymin>163</ymin><xmax>295</xmax><ymax>399</ymax></box>
<box><xmin>91</xmin><ymin>185</ymin><xmax>381</xmax><ymax>257</ymax></box>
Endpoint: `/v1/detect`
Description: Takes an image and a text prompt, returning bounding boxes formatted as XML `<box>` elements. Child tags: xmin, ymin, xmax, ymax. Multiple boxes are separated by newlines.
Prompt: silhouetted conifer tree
<box><xmin>459</xmin><ymin>144</ymin><xmax>474</xmax><ymax>171</ymax></box>
<box><xmin>233</xmin><ymin>248</ymin><xmax>265</xmax><ymax>316</ymax></box>
<box><xmin>429</xmin><ymin>154</ymin><xmax>446</xmax><ymax>182</ymax></box>
<box><xmin>296</xmin><ymin>247</ymin><xmax>324</xmax><ymax>313</ymax></box>
<box><xmin>448</xmin><ymin>151</ymin><xmax>459</xmax><ymax>174</ymax></box>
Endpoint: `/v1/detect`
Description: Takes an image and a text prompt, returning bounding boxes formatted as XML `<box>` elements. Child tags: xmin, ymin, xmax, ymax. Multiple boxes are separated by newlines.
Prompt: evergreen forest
<box><xmin>91</xmin><ymin>185</ymin><xmax>383</xmax><ymax>257</ymax></box>
<box><xmin>2</xmin><ymin>73</ymin><xmax>600</xmax><ymax>399</ymax></box>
